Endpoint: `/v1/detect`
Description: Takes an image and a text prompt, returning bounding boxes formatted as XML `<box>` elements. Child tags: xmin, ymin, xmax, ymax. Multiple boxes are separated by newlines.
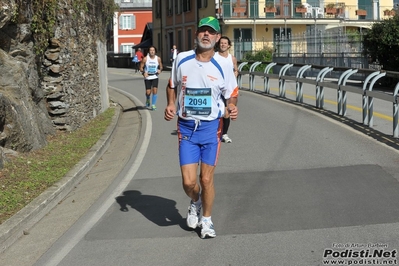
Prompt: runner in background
<box><xmin>216</xmin><ymin>36</ymin><xmax>238</xmax><ymax>143</ymax></box>
<box><xmin>139</xmin><ymin>46</ymin><xmax>163</xmax><ymax>110</ymax></box>
<box><xmin>170</xmin><ymin>44</ymin><xmax>179</xmax><ymax>65</ymax></box>
<box><xmin>133</xmin><ymin>48</ymin><xmax>144</xmax><ymax>73</ymax></box>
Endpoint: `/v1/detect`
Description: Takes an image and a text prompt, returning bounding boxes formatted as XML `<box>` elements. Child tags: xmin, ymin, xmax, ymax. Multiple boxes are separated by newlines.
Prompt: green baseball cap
<box><xmin>198</xmin><ymin>16</ymin><xmax>220</xmax><ymax>33</ymax></box>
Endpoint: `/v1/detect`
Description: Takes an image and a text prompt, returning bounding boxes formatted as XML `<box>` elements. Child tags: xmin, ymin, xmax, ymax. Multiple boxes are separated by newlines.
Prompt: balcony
<box><xmin>218</xmin><ymin>2</ymin><xmax>395</xmax><ymax>21</ymax></box>
<box><xmin>383</xmin><ymin>9</ymin><xmax>396</xmax><ymax>16</ymax></box>
<box><xmin>117</xmin><ymin>0</ymin><xmax>152</xmax><ymax>8</ymax></box>
<box><xmin>231</xmin><ymin>3</ymin><xmax>248</xmax><ymax>17</ymax></box>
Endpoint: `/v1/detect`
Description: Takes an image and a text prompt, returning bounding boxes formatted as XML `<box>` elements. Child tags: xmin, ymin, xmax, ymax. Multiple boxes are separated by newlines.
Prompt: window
<box><xmin>183</xmin><ymin>0</ymin><xmax>191</xmax><ymax>12</ymax></box>
<box><xmin>198</xmin><ymin>0</ymin><xmax>208</xmax><ymax>8</ymax></box>
<box><xmin>168</xmin><ymin>0</ymin><xmax>173</xmax><ymax>15</ymax></box>
<box><xmin>119</xmin><ymin>14</ymin><xmax>136</xmax><ymax>30</ymax></box>
<box><xmin>157</xmin><ymin>33</ymin><xmax>161</xmax><ymax>56</ymax></box>
<box><xmin>155</xmin><ymin>0</ymin><xmax>160</xmax><ymax>18</ymax></box>
<box><xmin>187</xmin><ymin>29</ymin><xmax>192</xmax><ymax>50</ymax></box>
<box><xmin>176</xmin><ymin>0</ymin><xmax>182</xmax><ymax>14</ymax></box>
<box><xmin>178</xmin><ymin>30</ymin><xmax>182</xmax><ymax>52</ymax></box>
<box><xmin>120</xmin><ymin>44</ymin><xmax>134</xmax><ymax>53</ymax></box>
<box><xmin>233</xmin><ymin>28</ymin><xmax>252</xmax><ymax>60</ymax></box>
<box><xmin>273</xmin><ymin>27</ymin><xmax>292</xmax><ymax>54</ymax></box>
<box><xmin>306</xmin><ymin>0</ymin><xmax>320</xmax><ymax>6</ymax></box>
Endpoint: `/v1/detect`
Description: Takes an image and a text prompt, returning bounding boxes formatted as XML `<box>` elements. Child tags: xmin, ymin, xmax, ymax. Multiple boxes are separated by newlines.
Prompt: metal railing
<box><xmin>238</xmin><ymin>62</ymin><xmax>399</xmax><ymax>138</ymax></box>
<box><xmin>230</xmin><ymin>29</ymin><xmax>372</xmax><ymax>68</ymax></box>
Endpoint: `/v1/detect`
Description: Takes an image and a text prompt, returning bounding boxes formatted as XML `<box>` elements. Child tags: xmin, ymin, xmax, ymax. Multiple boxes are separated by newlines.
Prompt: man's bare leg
<box><xmin>199</xmin><ymin>162</ymin><xmax>215</xmax><ymax>217</ymax></box>
<box><xmin>181</xmin><ymin>163</ymin><xmax>202</xmax><ymax>229</ymax></box>
<box><xmin>181</xmin><ymin>163</ymin><xmax>200</xmax><ymax>201</ymax></box>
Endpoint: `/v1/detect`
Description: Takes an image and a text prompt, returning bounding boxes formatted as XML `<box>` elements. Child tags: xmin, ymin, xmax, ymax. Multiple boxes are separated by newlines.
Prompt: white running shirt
<box><xmin>225</xmin><ymin>53</ymin><xmax>235</xmax><ymax>72</ymax></box>
<box><xmin>170</xmin><ymin>50</ymin><xmax>238</xmax><ymax>121</ymax></box>
<box><xmin>144</xmin><ymin>55</ymin><xmax>159</xmax><ymax>80</ymax></box>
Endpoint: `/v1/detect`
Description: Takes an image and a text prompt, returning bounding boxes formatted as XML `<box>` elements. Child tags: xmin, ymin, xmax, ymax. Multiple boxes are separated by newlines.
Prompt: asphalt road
<box><xmin>2</xmin><ymin>68</ymin><xmax>399</xmax><ymax>266</ymax></box>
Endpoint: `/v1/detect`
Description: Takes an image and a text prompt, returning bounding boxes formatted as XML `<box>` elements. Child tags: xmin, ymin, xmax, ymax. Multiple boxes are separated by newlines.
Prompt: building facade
<box><xmin>152</xmin><ymin>0</ymin><xmax>395</xmax><ymax>62</ymax></box>
<box><xmin>152</xmin><ymin>0</ymin><xmax>215</xmax><ymax>65</ymax></box>
<box><xmin>109</xmin><ymin>0</ymin><xmax>152</xmax><ymax>54</ymax></box>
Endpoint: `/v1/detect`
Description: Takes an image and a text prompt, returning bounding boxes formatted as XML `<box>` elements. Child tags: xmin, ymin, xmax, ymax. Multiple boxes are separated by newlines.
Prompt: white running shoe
<box><xmin>222</xmin><ymin>134</ymin><xmax>232</xmax><ymax>143</ymax></box>
<box><xmin>200</xmin><ymin>219</ymin><xmax>216</xmax><ymax>239</ymax></box>
<box><xmin>186</xmin><ymin>201</ymin><xmax>201</xmax><ymax>229</ymax></box>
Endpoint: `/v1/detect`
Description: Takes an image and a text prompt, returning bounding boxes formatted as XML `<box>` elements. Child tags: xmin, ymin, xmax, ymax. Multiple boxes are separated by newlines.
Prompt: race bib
<box><xmin>184</xmin><ymin>88</ymin><xmax>212</xmax><ymax>116</ymax></box>
<box><xmin>148</xmin><ymin>64</ymin><xmax>157</xmax><ymax>74</ymax></box>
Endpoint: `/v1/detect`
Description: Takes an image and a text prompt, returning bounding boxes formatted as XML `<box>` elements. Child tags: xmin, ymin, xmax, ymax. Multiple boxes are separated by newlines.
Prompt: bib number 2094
<box><xmin>189</xmin><ymin>98</ymin><xmax>207</xmax><ymax>106</ymax></box>
<box><xmin>184</xmin><ymin>88</ymin><xmax>212</xmax><ymax>116</ymax></box>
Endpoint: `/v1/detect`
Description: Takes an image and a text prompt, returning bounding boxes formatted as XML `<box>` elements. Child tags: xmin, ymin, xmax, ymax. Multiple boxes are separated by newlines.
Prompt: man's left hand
<box><xmin>228</xmin><ymin>104</ymin><xmax>238</xmax><ymax>120</ymax></box>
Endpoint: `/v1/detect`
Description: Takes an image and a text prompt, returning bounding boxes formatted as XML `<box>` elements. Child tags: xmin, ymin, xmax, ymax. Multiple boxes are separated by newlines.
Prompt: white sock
<box><xmin>202</xmin><ymin>216</ymin><xmax>211</xmax><ymax>222</ymax></box>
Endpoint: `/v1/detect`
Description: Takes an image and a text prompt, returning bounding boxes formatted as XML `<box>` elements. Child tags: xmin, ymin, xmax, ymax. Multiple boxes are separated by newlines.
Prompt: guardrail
<box><xmin>237</xmin><ymin>62</ymin><xmax>399</xmax><ymax>138</ymax></box>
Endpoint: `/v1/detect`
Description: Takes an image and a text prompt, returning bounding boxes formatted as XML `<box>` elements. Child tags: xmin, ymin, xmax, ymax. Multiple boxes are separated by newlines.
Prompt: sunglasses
<box><xmin>198</xmin><ymin>27</ymin><xmax>218</xmax><ymax>35</ymax></box>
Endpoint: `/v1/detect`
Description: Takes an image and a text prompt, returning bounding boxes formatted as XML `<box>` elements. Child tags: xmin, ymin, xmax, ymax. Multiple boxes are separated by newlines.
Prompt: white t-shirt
<box><xmin>215</xmin><ymin>52</ymin><xmax>236</xmax><ymax>77</ymax></box>
<box><xmin>226</xmin><ymin>53</ymin><xmax>235</xmax><ymax>72</ymax></box>
<box><xmin>144</xmin><ymin>55</ymin><xmax>159</xmax><ymax>80</ymax></box>
<box><xmin>170</xmin><ymin>50</ymin><xmax>238</xmax><ymax>121</ymax></box>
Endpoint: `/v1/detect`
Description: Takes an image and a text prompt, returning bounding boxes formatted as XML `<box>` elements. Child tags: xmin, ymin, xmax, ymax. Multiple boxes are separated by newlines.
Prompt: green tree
<box><xmin>243</xmin><ymin>48</ymin><xmax>273</xmax><ymax>62</ymax></box>
<box><xmin>363</xmin><ymin>15</ymin><xmax>399</xmax><ymax>71</ymax></box>
<box><xmin>241</xmin><ymin>48</ymin><xmax>274</xmax><ymax>71</ymax></box>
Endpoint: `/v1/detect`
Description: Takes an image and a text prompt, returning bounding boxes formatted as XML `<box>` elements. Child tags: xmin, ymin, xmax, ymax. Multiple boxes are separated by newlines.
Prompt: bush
<box><xmin>363</xmin><ymin>15</ymin><xmax>399</xmax><ymax>71</ymax></box>
<box><xmin>240</xmin><ymin>48</ymin><xmax>273</xmax><ymax>72</ymax></box>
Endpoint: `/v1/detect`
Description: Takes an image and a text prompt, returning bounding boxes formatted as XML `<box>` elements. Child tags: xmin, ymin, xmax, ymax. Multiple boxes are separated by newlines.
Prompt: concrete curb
<box><xmin>0</xmin><ymin>88</ymin><xmax>121</xmax><ymax>254</ymax></box>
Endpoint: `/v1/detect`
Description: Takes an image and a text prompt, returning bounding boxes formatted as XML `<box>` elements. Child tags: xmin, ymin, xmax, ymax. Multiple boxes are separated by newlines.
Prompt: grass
<box><xmin>0</xmin><ymin>107</ymin><xmax>115</xmax><ymax>224</ymax></box>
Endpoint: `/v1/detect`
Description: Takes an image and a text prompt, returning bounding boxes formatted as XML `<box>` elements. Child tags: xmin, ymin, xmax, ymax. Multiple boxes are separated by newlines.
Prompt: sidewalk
<box><xmin>0</xmin><ymin>87</ymin><xmax>141</xmax><ymax>258</ymax></box>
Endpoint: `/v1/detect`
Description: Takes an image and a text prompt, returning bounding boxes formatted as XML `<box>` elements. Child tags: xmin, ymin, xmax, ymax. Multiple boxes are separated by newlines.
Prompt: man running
<box><xmin>139</xmin><ymin>46</ymin><xmax>163</xmax><ymax>110</ymax></box>
<box><xmin>216</xmin><ymin>36</ymin><xmax>239</xmax><ymax>143</ymax></box>
<box><xmin>164</xmin><ymin>17</ymin><xmax>239</xmax><ymax>239</ymax></box>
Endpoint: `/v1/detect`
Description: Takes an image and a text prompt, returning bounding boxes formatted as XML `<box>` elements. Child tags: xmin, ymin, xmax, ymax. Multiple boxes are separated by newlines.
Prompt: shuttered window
<box><xmin>119</xmin><ymin>14</ymin><xmax>136</xmax><ymax>30</ymax></box>
<box><xmin>120</xmin><ymin>44</ymin><xmax>133</xmax><ymax>53</ymax></box>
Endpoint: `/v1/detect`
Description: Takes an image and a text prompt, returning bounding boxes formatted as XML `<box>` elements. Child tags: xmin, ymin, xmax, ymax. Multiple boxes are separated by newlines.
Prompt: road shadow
<box><xmin>115</xmin><ymin>190</ymin><xmax>188</xmax><ymax>229</ymax></box>
<box><xmin>123</xmin><ymin>106</ymin><xmax>149</xmax><ymax>112</ymax></box>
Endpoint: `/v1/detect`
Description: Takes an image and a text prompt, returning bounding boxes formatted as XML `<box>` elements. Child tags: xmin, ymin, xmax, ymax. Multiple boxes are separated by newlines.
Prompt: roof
<box><xmin>133</xmin><ymin>38</ymin><xmax>152</xmax><ymax>49</ymax></box>
<box><xmin>132</xmin><ymin>23</ymin><xmax>152</xmax><ymax>49</ymax></box>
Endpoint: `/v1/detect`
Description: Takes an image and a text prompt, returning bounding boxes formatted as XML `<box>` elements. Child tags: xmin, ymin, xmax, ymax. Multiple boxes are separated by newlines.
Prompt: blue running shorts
<box><xmin>177</xmin><ymin>118</ymin><xmax>222</xmax><ymax>166</ymax></box>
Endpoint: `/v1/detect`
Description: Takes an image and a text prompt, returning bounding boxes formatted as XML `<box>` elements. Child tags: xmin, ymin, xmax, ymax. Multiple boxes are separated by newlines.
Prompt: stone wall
<box><xmin>0</xmin><ymin>0</ymin><xmax>107</xmax><ymax>167</ymax></box>
<box><xmin>42</xmin><ymin>1</ymin><xmax>104</xmax><ymax>131</ymax></box>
